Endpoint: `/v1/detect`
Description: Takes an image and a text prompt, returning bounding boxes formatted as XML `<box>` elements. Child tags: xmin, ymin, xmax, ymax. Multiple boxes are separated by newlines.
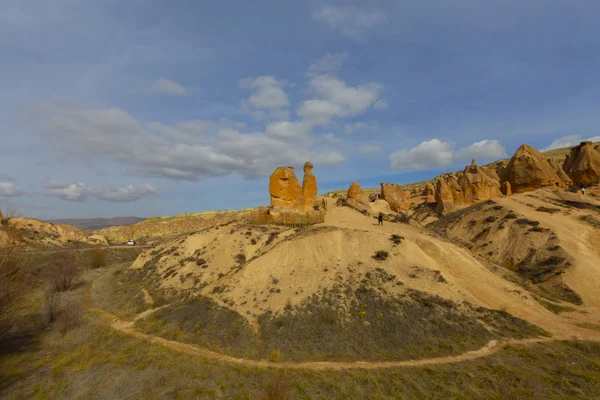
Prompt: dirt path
<box><xmin>141</xmin><ymin>288</ymin><xmax>154</xmax><ymax>307</ymax></box>
<box><xmin>86</xmin><ymin>269</ymin><xmax>598</xmax><ymax>371</ymax></box>
<box><xmin>14</xmin><ymin>245</ymin><xmax>150</xmax><ymax>255</ymax></box>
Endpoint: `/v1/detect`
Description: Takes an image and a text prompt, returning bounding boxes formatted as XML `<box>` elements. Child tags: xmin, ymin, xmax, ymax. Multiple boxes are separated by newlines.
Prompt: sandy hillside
<box><xmin>130</xmin><ymin>192</ymin><xmax>600</xmax><ymax>338</ymax></box>
<box><xmin>94</xmin><ymin>209</ymin><xmax>257</xmax><ymax>244</ymax></box>
<box><xmin>1</xmin><ymin>217</ymin><xmax>109</xmax><ymax>248</ymax></box>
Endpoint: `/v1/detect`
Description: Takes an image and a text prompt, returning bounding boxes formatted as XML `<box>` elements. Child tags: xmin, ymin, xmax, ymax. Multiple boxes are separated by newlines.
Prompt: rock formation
<box><xmin>423</xmin><ymin>182</ymin><xmax>435</xmax><ymax>203</ymax></box>
<box><xmin>458</xmin><ymin>160</ymin><xmax>502</xmax><ymax>203</ymax></box>
<box><xmin>481</xmin><ymin>166</ymin><xmax>501</xmax><ymax>182</ymax></box>
<box><xmin>347</xmin><ymin>181</ymin><xmax>365</xmax><ymax>199</ymax></box>
<box><xmin>501</xmin><ymin>181</ymin><xmax>512</xmax><ymax>196</ymax></box>
<box><xmin>562</xmin><ymin>141</ymin><xmax>600</xmax><ymax>185</ymax></box>
<box><xmin>435</xmin><ymin>180</ymin><xmax>455</xmax><ymax>215</ymax></box>
<box><xmin>381</xmin><ymin>183</ymin><xmax>410</xmax><ymax>212</ymax></box>
<box><xmin>268</xmin><ymin>162</ymin><xmax>323</xmax><ymax>216</ymax></box>
<box><xmin>500</xmin><ymin>144</ymin><xmax>565</xmax><ymax>193</ymax></box>
<box><xmin>269</xmin><ymin>166</ymin><xmax>302</xmax><ymax>211</ymax></box>
<box><xmin>301</xmin><ymin>162</ymin><xmax>318</xmax><ymax>211</ymax></box>
<box><xmin>547</xmin><ymin>158</ymin><xmax>573</xmax><ymax>187</ymax></box>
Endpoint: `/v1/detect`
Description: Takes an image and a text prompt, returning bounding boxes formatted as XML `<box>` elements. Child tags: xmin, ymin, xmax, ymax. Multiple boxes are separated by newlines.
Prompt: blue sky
<box><xmin>1</xmin><ymin>0</ymin><xmax>600</xmax><ymax>219</ymax></box>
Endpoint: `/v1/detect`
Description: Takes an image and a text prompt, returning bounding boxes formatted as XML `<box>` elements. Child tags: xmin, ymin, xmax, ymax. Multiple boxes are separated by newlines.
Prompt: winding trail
<box><xmin>86</xmin><ymin>270</ymin><xmax>596</xmax><ymax>371</ymax></box>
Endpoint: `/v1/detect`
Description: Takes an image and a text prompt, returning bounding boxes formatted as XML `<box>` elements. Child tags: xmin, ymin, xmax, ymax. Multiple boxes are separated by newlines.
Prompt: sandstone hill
<box><xmin>0</xmin><ymin>217</ymin><xmax>109</xmax><ymax>249</ymax></box>
<box><xmin>93</xmin><ymin>210</ymin><xmax>252</xmax><ymax>244</ymax></box>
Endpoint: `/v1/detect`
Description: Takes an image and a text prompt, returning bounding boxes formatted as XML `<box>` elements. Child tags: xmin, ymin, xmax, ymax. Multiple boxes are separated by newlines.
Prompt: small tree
<box><xmin>89</xmin><ymin>249</ymin><xmax>107</xmax><ymax>269</ymax></box>
<box><xmin>50</xmin><ymin>251</ymin><xmax>79</xmax><ymax>292</ymax></box>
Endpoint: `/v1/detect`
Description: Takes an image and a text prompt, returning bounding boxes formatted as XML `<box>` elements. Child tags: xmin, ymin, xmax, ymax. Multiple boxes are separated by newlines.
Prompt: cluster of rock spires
<box><xmin>343</xmin><ymin>141</ymin><xmax>600</xmax><ymax>218</ymax></box>
<box><xmin>434</xmin><ymin>142</ymin><xmax>600</xmax><ymax>215</ymax></box>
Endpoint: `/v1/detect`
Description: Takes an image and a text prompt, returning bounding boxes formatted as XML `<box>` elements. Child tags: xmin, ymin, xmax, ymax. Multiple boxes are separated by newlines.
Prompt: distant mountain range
<box><xmin>47</xmin><ymin>217</ymin><xmax>146</xmax><ymax>230</ymax></box>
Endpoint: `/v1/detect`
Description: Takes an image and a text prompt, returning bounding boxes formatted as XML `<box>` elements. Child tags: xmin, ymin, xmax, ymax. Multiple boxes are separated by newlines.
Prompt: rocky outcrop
<box><xmin>301</xmin><ymin>162</ymin><xmax>318</xmax><ymax>211</ymax></box>
<box><xmin>501</xmin><ymin>181</ymin><xmax>512</xmax><ymax>196</ymax></box>
<box><xmin>562</xmin><ymin>141</ymin><xmax>600</xmax><ymax>185</ymax></box>
<box><xmin>500</xmin><ymin>144</ymin><xmax>565</xmax><ymax>193</ymax></box>
<box><xmin>269</xmin><ymin>166</ymin><xmax>303</xmax><ymax>210</ymax></box>
<box><xmin>435</xmin><ymin>180</ymin><xmax>455</xmax><ymax>215</ymax></box>
<box><xmin>458</xmin><ymin>160</ymin><xmax>502</xmax><ymax>203</ymax></box>
<box><xmin>269</xmin><ymin>162</ymin><xmax>323</xmax><ymax>216</ymax></box>
<box><xmin>481</xmin><ymin>166</ymin><xmax>501</xmax><ymax>182</ymax></box>
<box><xmin>347</xmin><ymin>181</ymin><xmax>364</xmax><ymax>199</ymax></box>
<box><xmin>381</xmin><ymin>183</ymin><xmax>410</xmax><ymax>212</ymax></box>
<box><xmin>423</xmin><ymin>182</ymin><xmax>435</xmax><ymax>203</ymax></box>
<box><xmin>547</xmin><ymin>158</ymin><xmax>573</xmax><ymax>187</ymax></box>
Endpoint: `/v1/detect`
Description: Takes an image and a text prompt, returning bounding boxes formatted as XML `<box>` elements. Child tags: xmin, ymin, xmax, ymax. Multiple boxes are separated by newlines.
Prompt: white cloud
<box><xmin>312</xmin><ymin>5</ymin><xmax>386</xmax><ymax>40</ymax></box>
<box><xmin>359</xmin><ymin>144</ymin><xmax>381</xmax><ymax>154</ymax></box>
<box><xmin>389</xmin><ymin>139</ymin><xmax>455</xmax><ymax>171</ymax></box>
<box><xmin>0</xmin><ymin>182</ymin><xmax>23</xmax><ymax>199</ymax></box>
<box><xmin>323</xmin><ymin>133</ymin><xmax>342</xmax><ymax>143</ymax></box>
<box><xmin>297</xmin><ymin>76</ymin><xmax>382</xmax><ymax>125</ymax></box>
<box><xmin>265</xmin><ymin>121</ymin><xmax>312</xmax><ymax>140</ymax></box>
<box><xmin>454</xmin><ymin>139</ymin><xmax>507</xmax><ymax>162</ymax></box>
<box><xmin>343</xmin><ymin>122</ymin><xmax>371</xmax><ymax>134</ymax></box>
<box><xmin>308</xmin><ymin>53</ymin><xmax>349</xmax><ymax>77</ymax></box>
<box><xmin>38</xmin><ymin>104</ymin><xmax>345</xmax><ymax>180</ymax></box>
<box><xmin>151</xmin><ymin>77</ymin><xmax>187</xmax><ymax>96</ymax></box>
<box><xmin>240</xmin><ymin>76</ymin><xmax>289</xmax><ymax>109</ymax></box>
<box><xmin>543</xmin><ymin>134</ymin><xmax>600</xmax><ymax>151</ymax></box>
<box><xmin>373</xmin><ymin>99</ymin><xmax>388</xmax><ymax>110</ymax></box>
<box><xmin>44</xmin><ymin>181</ymin><xmax>159</xmax><ymax>202</ymax></box>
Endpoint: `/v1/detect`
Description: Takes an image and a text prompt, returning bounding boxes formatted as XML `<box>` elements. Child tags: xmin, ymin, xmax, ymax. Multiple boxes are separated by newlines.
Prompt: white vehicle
<box><xmin>127</xmin><ymin>240</ymin><xmax>136</xmax><ymax>246</ymax></box>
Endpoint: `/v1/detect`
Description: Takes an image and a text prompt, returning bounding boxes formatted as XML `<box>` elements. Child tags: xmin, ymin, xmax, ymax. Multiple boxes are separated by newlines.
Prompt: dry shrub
<box><xmin>89</xmin><ymin>249</ymin><xmax>107</xmax><ymax>269</ymax></box>
<box><xmin>42</xmin><ymin>288</ymin><xmax>58</xmax><ymax>324</ymax></box>
<box><xmin>57</xmin><ymin>301</ymin><xmax>82</xmax><ymax>336</ymax></box>
<box><xmin>50</xmin><ymin>251</ymin><xmax>79</xmax><ymax>292</ymax></box>
<box><xmin>0</xmin><ymin>243</ymin><xmax>25</xmax><ymax>315</ymax></box>
<box><xmin>260</xmin><ymin>373</ymin><xmax>290</xmax><ymax>400</ymax></box>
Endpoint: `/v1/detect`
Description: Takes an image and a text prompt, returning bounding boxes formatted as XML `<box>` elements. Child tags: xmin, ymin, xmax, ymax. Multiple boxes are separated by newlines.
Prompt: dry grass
<box><xmin>2</xmin><ymin>265</ymin><xmax>600</xmax><ymax>399</ymax></box>
<box><xmin>0</xmin><ymin>243</ymin><xmax>25</xmax><ymax>315</ymax></box>
<box><xmin>50</xmin><ymin>251</ymin><xmax>79</xmax><ymax>292</ymax></box>
<box><xmin>89</xmin><ymin>249</ymin><xmax>107</xmax><ymax>269</ymax></box>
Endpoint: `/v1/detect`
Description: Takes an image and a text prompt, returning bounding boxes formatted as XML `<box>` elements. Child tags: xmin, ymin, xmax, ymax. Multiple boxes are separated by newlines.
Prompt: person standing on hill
<box><xmin>581</xmin><ymin>183</ymin><xmax>585</xmax><ymax>195</ymax></box>
<box><xmin>378</xmin><ymin>212</ymin><xmax>384</xmax><ymax>226</ymax></box>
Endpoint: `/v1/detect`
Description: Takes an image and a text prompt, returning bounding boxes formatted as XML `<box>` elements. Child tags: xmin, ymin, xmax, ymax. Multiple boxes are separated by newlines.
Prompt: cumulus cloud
<box><xmin>240</xmin><ymin>76</ymin><xmax>289</xmax><ymax>109</ymax></box>
<box><xmin>0</xmin><ymin>182</ymin><xmax>23</xmax><ymax>199</ymax></box>
<box><xmin>323</xmin><ymin>133</ymin><xmax>342</xmax><ymax>143</ymax></box>
<box><xmin>297</xmin><ymin>76</ymin><xmax>382</xmax><ymax>125</ymax></box>
<box><xmin>359</xmin><ymin>144</ymin><xmax>381</xmax><ymax>154</ymax></box>
<box><xmin>389</xmin><ymin>138</ymin><xmax>512</xmax><ymax>171</ymax></box>
<box><xmin>265</xmin><ymin>121</ymin><xmax>312</xmax><ymax>140</ymax></box>
<box><xmin>312</xmin><ymin>5</ymin><xmax>386</xmax><ymax>40</ymax></box>
<box><xmin>454</xmin><ymin>139</ymin><xmax>507</xmax><ymax>162</ymax></box>
<box><xmin>543</xmin><ymin>135</ymin><xmax>600</xmax><ymax>151</ymax></box>
<box><xmin>389</xmin><ymin>139</ymin><xmax>455</xmax><ymax>171</ymax></box>
<box><xmin>44</xmin><ymin>181</ymin><xmax>159</xmax><ymax>202</ymax></box>
<box><xmin>308</xmin><ymin>53</ymin><xmax>349</xmax><ymax>77</ymax></box>
<box><xmin>38</xmin><ymin>104</ymin><xmax>345</xmax><ymax>180</ymax></box>
<box><xmin>240</xmin><ymin>76</ymin><xmax>290</xmax><ymax>120</ymax></box>
<box><xmin>151</xmin><ymin>77</ymin><xmax>187</xmax><ymax>95</ymax></box>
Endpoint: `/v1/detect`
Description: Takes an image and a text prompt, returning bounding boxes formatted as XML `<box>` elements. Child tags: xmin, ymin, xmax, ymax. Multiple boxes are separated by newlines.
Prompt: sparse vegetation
<box><xmin>579</xmin><ymin>215</ymin><xmax>600</xmax><ymax>228</ymax></box>
<box><xmin>536</xmin><ymin>206</ymin><xmax>561</xmax><ymax>214</ymax></box>
<box><xmin>50</xmin><ymin>251</ymin><xmax>79</xmax><ymax>292</ymax></box>
<box><xmin>89</xmin><ymin>248</ymin><xmax>107</xmax><ymax>269</ymax></box>
<box><xmin>390</xmin><ymin>234</ymin><xmax>403</xmax><ymax>245</ymax></box>
<box><xmin>484</xmin><ymin>216</ymin><xmax>498</xmax><ymax>223</ymax></box>
<box><xmin>532</xmin><ymin>295</ymin><xmax>577</xmax><ymax>314</ymax></box>
<box><xmin>0</xmin><ymin>243</ymin><xmax>25</xmax><ymax>315</ymax></box>
<box><xmin>372</xmin><ymin>250</ymin><xmax>389</xmax><ymax>261</ymax></box>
